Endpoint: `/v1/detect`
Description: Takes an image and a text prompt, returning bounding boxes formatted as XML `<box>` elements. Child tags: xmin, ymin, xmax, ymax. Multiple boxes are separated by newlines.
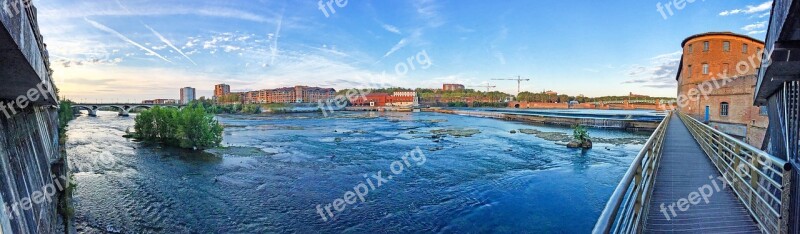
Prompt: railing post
<box><xmin>749</xmin><ymin>152</ymin><xmax>759</xmax><ymax>189</ymax></box>
<box><xmin>780</xmin><ymin>168</ymin><xmax>792</xmax><ymax>234</ymax></box>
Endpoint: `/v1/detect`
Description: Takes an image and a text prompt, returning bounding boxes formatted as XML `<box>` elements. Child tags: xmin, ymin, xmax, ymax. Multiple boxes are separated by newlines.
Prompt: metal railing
<box><xmin>679</xmin><ymin>111</ymin><xmax>792</xmax><ymax>234</ymax></box>
<box><xmin>593</xmin><ymin>111</ymin><xmax>672</xmax><ymax>233</ymax></box>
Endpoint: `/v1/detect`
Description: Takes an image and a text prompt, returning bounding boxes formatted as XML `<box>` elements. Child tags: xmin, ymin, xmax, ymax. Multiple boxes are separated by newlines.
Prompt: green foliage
<box><xmin>517</xmin><ymin>91</ymin><xmax>676</xmax><ymax>103</ymax></box>
<box><xmin>446</xmin><ymin>102</ymin><xmax>469</xmax><ymax>107</ymax></box>
<box><xmin>133</xmin><ymin>105</ymin><xmax>223</xmax><ymax>150</ymax></box>
<box><xmin>472</xmin><ymin>102</ymin><xmax>508</xmax><ymax>108</ymax></box>
<box><xmin>216</xmin><ymin>93</ymin><xmax>242</xmax><ymax>104</ymax></box>
<box><xmin>57</xmin><ymin>100</ymin><xmax>75</xmax><ymax>134</ymax></box>
<box><xmin>573</xmin><ymin>125</ymin><xmax>589</xmax><ymax>142</ymax></box>
<box><xmin>241</xmin><ymin>104</ymin><xmax>262</xmax><ymax>114</ymax></box>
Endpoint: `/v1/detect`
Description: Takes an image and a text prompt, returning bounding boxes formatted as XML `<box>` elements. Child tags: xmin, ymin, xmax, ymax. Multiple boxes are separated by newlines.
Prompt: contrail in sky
<box><xmin>145</xmin><ymin>24</ymin><xmax>198</xmax><ymax>65</ymax></box>
<box><xmin>84</xmin><ymin>18</ymin><xmax>174</xmax><ymax>64</ymax></box>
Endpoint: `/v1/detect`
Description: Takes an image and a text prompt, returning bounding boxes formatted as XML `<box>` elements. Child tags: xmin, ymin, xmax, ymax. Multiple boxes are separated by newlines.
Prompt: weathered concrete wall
<box><xmin>0</xmin><ymin>1</ymin><xmax>65</xmax><ymax>233</ymax></box>
<box><xmin>0</xmin><ymin>105</ymin><xmax>64</xmax><ymax>233</ymax></box>
<box><xmin>0</xmin><ymin>2</ymin><xmax>55</xmax><ymax>104</ymax></box>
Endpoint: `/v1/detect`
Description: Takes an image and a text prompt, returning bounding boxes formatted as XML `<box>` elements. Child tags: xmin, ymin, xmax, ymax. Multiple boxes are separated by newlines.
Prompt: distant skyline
<box><xmin>37</xmin><ymin>0</ymin><xmax>773</xmax><ymax>101</ymax></box>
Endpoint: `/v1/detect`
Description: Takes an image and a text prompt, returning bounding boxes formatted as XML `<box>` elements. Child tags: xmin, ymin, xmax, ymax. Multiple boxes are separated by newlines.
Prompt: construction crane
<box><xmin>468</xmin><ymin>84</ymin><xmax>496</xmax><ymax>92</ymax></box>
<box><xmin>492</xmin><ymin>76</ymin><xmax>531</xmax><ymax>95</ymax></box>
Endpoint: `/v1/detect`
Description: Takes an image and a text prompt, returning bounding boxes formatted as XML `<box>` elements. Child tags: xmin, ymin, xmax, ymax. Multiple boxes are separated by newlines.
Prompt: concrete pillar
<box><xmin>89</xmin><ymin>107</ymin><xmax>98</xmax><ymax>117</ymax></box>
<box><xmin>118</xmin><ymin>108</ymin><xmax>129</xmax><ymax>117</ymax></box>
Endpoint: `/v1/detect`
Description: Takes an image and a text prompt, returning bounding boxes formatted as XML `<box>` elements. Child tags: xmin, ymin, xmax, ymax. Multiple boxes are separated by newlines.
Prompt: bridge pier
<box><xmin>118</xmin><ymin>108</ymin><xmax>129</xmax><ymax>117</ymax></box>
<box><xmin>88</xmin><ymin>109</ymin><xmax>97</xmax><ymax>117</ymax></box>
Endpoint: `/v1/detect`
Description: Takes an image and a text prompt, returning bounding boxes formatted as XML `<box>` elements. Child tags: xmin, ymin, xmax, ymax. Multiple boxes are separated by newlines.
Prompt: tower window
<box><xmin>723</xmin><ymin>41</ymin><xmax>730</xmax><ymax>52</ymax></box>
<box><xmin>703</xmin><ymin>41</ymin><xmax>710</xmax><ymax>51</ymax></box>
<box><xmin>688</xmin><ymin>44</ymin><xmax>693</xmax><ymax>54</ymax></box>
<box><xmin>687</xmin><ymin>65</ymin><xmax>692</xmax><ymax>78</ymax></box>
<box><xmin>702</xmin><ymin>63</ymin><xmax>709</xmax><ymax>75</ymax></box>
<box><xmin>743</xmin><ymin>44</ymin><xmax>749</xmax><ymax>54</ymax></box>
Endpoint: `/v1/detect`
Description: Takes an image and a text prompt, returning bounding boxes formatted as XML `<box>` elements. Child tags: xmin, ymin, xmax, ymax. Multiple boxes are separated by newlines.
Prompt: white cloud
<box><xmin>742</xmin><ymin>21</ymin><xmax>767</xmax><ymax>31</ymax></box>
<box><xmin>413</xmin><ymin>0</ymin><xmax>444</xmax><ymax>28</ymax></box>
<box><xmin>41</xmin><ymin>4</ymin><xmax>283</xmax><ymax>25</ymax></box>
<box><xmin>382</xmin><ymin>24</ymin><xmax>401</xmax><ymax>34</ymax></box>
<box><xmin>223</xmin><ymin>45</ymin><xmax>242</xmax><ymax>53</ymax></box>
<box><xmin>623</xmin><ymin>51</ymin><xmax>682</xmax><ymax>88</ymax></box>
<box><xmin>720</xmin><ymin>1</ymin><xmax>772</xmax><ymax>16</ymax></box>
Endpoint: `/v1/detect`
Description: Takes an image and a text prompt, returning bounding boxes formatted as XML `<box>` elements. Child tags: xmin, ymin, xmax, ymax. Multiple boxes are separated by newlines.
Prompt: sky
<box><xmin>34</xmin><ymin>0</ymin><xmax>774</xmax><ymax>102</ymax></box>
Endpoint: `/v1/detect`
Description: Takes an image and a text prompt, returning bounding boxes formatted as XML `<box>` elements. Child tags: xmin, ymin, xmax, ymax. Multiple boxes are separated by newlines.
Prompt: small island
<box><xmin>567</xmin><ymin>125</ymin><xmax>592</xmax><ymax>149</ymax></box>
<box><xmin>130</xmin><ymin>104</ymin><xmax>224</xmax><ymax>150</ymax></box>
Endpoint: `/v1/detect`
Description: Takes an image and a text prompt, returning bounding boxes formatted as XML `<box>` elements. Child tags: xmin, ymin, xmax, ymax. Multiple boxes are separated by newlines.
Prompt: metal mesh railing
<box><xmin>593</xmin><ymin>111</ymin><xmax>672</xmax><ymax>233</ymax></box>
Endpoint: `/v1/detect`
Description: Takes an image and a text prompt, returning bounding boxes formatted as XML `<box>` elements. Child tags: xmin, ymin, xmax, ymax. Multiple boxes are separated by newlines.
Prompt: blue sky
<box><xmin>36</xmin><ymin>0</ymin><xmax>773</xmax><ymax>102</ymax></box>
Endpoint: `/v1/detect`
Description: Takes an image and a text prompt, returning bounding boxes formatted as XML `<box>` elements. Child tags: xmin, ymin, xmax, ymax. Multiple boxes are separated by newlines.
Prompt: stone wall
<box><xmin>0</xmin><ymin>105</ymin><xmax>64</xmax><ymax>233</ymax></box>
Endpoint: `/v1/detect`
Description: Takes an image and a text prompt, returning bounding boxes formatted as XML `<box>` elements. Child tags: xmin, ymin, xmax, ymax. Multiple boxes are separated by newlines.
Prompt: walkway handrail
<box><xmin>593</xmin><ymin>111</ymin><xmax>672</xmax><ymax>233</ymax></box>
<box><xmin>678</xmin><ymin>111</ymin><xmax>792</xmax><ymax>234</ymax></box>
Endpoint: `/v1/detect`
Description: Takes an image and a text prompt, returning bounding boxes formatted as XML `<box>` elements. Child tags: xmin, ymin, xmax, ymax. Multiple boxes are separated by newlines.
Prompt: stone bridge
<box><xmin>73</xmin><ymin>103</ymin><xmax>186</xmax><ymax>117</ymax></box>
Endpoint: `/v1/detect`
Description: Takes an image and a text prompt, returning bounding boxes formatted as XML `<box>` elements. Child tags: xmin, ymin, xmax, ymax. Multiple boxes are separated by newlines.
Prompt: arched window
<box><xmin>720</xmin><ymin>102</ymin><xmax>729</xmax><ymax>116</ymax></box>
<box><xmin>702</xmin><ymin>63</ymin><xmax>709</xmax><ymax>75</ymax></box>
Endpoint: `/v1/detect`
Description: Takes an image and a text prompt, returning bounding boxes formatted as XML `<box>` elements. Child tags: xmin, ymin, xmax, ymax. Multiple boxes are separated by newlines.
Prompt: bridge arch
<box><xmin>73</xmin><ymin>105</ymin><xmax>98</xmax><ymax>117</ymax></box>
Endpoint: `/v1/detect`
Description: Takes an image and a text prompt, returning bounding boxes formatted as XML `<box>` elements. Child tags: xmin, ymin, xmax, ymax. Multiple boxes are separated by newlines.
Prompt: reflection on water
<box><xmin>67</xmin><ymin>111</ymin><xmax>649</xmax><ymax>233</ymax></box>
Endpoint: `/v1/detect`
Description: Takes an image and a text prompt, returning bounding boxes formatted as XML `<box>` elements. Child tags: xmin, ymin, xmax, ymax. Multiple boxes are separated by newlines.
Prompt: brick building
<box><xmin>239</xmin><ymin>85</ymin><xmax>336</xmax><ymax>104</ymax></box>
<box><xmin>350</xmin><ymin>93</ymin><xmax>390</xmax><ymax>107</ymax></box>
<box><xmin>675</xmin><ymin>32</ymin><xmax>767</xmax><ymax>146</ymax></box>
<box><xmin>214</xmin><ymin>84</ymin><xmax>230</xmax><ymax>98</ymax></box>
<box><xmin>442</xmin><ymin>83</ymin><xmax>465</xmax><ymax>91</ymax></box>
<box><xmin>350</xmin><ymin>91</ymin><xmax>418</xmax><ymax>107</ymax></box>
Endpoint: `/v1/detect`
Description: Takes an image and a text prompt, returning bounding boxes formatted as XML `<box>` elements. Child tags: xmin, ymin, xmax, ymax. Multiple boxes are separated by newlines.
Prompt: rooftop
<box><xmin>681</xmin><ymin>31</ymin><xmax>765</xmax><ymax>47</ymax></box>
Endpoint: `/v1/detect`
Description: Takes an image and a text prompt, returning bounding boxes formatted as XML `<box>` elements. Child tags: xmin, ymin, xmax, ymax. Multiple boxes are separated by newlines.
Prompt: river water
<box><xmin>66</xmin><ymin>111</ymin><xmax>650</xmax><ymax>233</ymax></box>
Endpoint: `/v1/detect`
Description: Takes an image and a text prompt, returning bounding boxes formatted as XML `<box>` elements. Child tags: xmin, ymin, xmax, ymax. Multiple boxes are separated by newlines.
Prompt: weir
<box><xmin>428</xmin><ymin>109</ymin><xmax>663</xmax><ymax>131</ymax></box>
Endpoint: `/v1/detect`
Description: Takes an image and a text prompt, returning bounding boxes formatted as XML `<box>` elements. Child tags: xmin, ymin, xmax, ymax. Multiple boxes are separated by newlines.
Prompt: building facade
<box><xmin>350</xmin><ymin>93</ymin><xmax>390</xmax><ymax>107</ymax></box>
<box><xmin>238</xmin><ymin>86</ymin><xmax>336</xmax><ymax>104</ymax></box>
<box><xmin>180</xmin><ymin>87</ymin><xmax>196</xmax><ymax>104</ymax></box>
<box><xmin>350</xmin><ymin>91</ymin><xmax>418</xmax><ymax>107</ymax></box>
<box><xmin>442</xmin><ymin>83</ymin><xmax>465</xmax><ymax>91</ymax></box>
<box><xmin>214</xmin><ymin>84</ymin><xmax>230</xmax><ymax>98</ymax></box>
<box><xmin>675</xmin><ymin>32</ymin><xmax>767</xmax><ymax>146</ymax></box>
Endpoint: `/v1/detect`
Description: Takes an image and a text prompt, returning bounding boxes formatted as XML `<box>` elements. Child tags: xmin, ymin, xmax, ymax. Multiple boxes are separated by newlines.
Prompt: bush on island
<box><xmin>133</xmin><ymin>104</ymin><xmax>223</xmax><ymax>150</ymax></box>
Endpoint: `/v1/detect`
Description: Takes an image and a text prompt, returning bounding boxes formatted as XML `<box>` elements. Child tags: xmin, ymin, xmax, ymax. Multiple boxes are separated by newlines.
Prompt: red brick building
<box><xmin>675</xmin><ymin>32</ymin><xmax>767</xmax><ymax>146</ymax></box>
<box><xmin>350</xmin><ymin>93</ymin><xmax>389</xmax><ymax>107</ymax></box>
<box><xmin>214</xmin><ymin>84</ymin><xmax>230</xmax><ymax>98</ymax></box>
<box><xmin>350</xmin><ymin>92</ymin><xmax>417</xmax><ymax>107</ymax></box>
<box><xmin>240</xmin><ymin>86</ymin><xmax>335</xmax><ymax>104</ymax></box>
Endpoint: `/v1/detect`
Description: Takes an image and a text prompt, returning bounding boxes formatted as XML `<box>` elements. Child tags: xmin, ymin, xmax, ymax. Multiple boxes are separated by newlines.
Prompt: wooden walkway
<box><xmin>644</xmin><ymin>114</ymin><xmax>760</xmax><ymax>233</ymax></box>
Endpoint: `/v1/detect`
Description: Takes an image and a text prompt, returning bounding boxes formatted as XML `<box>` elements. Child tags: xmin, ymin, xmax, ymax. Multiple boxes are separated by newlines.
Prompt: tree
<box><xmin>133</xmin><ymin>105</ymin><xmax>223</xmax><ymax>150</ymax></box>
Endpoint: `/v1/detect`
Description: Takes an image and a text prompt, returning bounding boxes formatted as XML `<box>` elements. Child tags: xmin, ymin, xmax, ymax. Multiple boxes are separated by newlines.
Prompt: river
<box><xmin>66</xmin><ymin>110</ymin><xmax>651</xmax><ymax>233</ymax></box>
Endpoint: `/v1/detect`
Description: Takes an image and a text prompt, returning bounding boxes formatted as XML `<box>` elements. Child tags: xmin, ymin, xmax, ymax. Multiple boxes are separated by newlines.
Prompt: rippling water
<box><xmin>67</xmin><ymin>111</ymin><xmax>649</xmax><ymax>233</ymax></box>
